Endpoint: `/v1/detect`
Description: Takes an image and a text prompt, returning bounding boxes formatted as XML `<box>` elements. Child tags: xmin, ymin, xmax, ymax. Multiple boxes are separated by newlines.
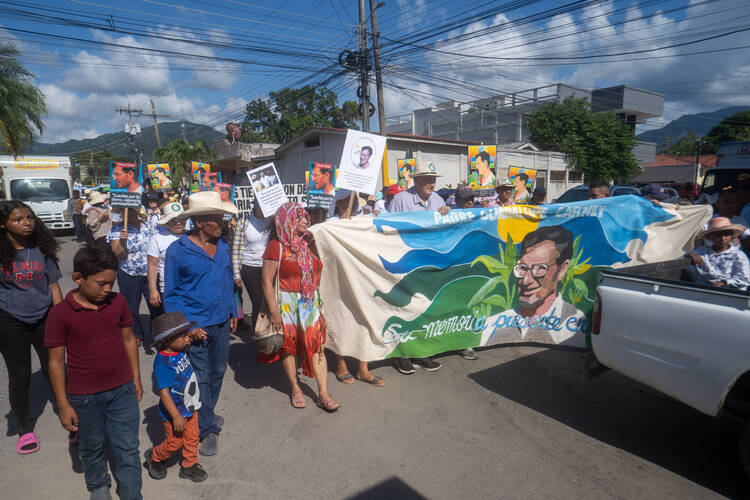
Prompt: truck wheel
<box><xmin>739</xmin><ymin>420</ymin><xmax>750</xmax><ymax>478</ymax></box>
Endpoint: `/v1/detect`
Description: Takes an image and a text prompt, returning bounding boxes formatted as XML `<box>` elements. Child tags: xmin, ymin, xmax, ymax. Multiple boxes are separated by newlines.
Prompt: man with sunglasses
<box><xmin>483</xmin><ymin>226</ymin><xmax>586</xmax><ymax>346</ymax></box>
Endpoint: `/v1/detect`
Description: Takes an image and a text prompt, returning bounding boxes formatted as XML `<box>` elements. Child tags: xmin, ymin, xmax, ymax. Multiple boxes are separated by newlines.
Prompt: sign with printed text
<box><xmin>12</xmin><ymin>158</ymin><xmax>60</xmax><ymax>169</ymax></box>
<box><xmin>233</xmin><ymin>183</ymin><xmax>307</xmax><ymax>219</ymax></box>
<box><xmin>247</xmin><ymin>163</ymin><xmax>289</xmax><ymax>216</ymax></box>
<box><xmin>335</xmin><ymin>129</ymin><xmax>386</xmax><ymax>195</ymax></box>
<box><xmin>109</xmin><ymin>161</ymin><xmax>142</xmax><ymax>207</ymax></box>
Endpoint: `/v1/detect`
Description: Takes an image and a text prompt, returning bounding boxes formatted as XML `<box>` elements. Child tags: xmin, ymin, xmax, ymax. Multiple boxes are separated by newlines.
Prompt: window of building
<box><xmin>550</xmin><ymin>171</ymin><xmax>566</xmax><ymax>182</ymax></box>
<box><xmin>568</xmin><ymin>171</ymin><xmax>583</xmax><ymax>182</ymax></box>
<box><xmin>304</xmin><ymin>135</ymin><xmax>320</xmax><ymax>148</ymax></box>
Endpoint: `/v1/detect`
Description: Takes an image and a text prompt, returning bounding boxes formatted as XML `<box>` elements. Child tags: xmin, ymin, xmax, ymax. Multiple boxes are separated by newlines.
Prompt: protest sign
<box><xmin>147</xmin><ymin>163</ymin><xmax>172</xmax><ymax>191</ymax></box>
<box><xmin>213</xmin><ymin>182</ymin><xmax>234</xmax><ymax>202</ymax></box>
<box><xmin>335</xmin><ymin>129</ymin><xmax>387</xmax><ymax>195</ymax></box>
<box><xmin>508</xmin><ymin>166</ymin><xmax>536</xmax><ymax>203</ymax></box>
<box><xmin>247</xmin><ymin>163</ymin><xmax>288</xmax><ymax>216</ymax></box>
<box><xmin>199</xmin><ymin>171</ymin><xmax>221</xmax><ymax>192</ymax></box>
<box><xmin>109</xmin><ymin>161</ymin><xmax>142</xmax><ymax>208</ymax></box>
<box><xmin>468</xmin><ymin>145</ymin><xmax>497</xmax><ymax>188</ymax></box>
<box><xmin>284</xmin><ymin>183</ymin><xmax>307</xmax><ymax>206</ymax></box>
<box><xmin>310</xmin><ymin>197</ymin><xmax>712</xmax><ymax>361</ymax></box>
<box><xmin>397</xmin><ymin>159</ymin><xmax>415</xmax><ymax>189</ymax></box>
<box><xmin>306</xmin><ymin>162</ymin><xmax>335</xmax><ymax>208</ymax></box>
<box><xmin>191</xmin><ymin>162</ymin><xmax>210</xmax><ymax>192</ymax></box>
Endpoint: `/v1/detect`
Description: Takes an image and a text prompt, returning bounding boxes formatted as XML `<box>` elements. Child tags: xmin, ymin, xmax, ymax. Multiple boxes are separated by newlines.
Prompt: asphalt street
<box><xmin>0</xmin><ymin>235</ymin><xmax>747</xmax><ymax>499</ymax></box>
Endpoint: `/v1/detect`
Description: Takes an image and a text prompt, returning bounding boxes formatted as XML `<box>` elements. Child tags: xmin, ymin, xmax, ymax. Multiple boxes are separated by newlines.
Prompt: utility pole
<box><xmin>358</xmin><ymin>0</ymin><xmax>370</xmax><ymax>132</ymax></box>
<box><xmin>370</xmin><ymin>0</ymin><xmax>386</xmax><ymax>136</ymax></box>
<box><xmin>89</xmin><ymin>150</ymin><xmax>94</xmax><ymax>184</ymax></box>
<box><xmin>116</xmin><ymin>103</ymin><xmax>143</xmax><ymax>162</ymax></box>
<box><xmin>149</xmin><ymin>99</ymin><xmax>171</xmax><ymax>148</ymax></box>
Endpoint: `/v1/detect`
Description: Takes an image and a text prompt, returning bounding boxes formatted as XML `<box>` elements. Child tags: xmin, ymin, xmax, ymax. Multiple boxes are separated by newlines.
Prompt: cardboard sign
<box><xmin>468</xmin><ymin>145</ymin><xmax>497</xmax><ymax>189</ymax></box>
<box><xmin>147</xmin><ymin>163</ymin><xmax>172</xmax><ymax>191</ymax></box>
<box><xmin>109</xmin><ymin>161</ymin><xmax>142</xmax><ymax>207</ymax></box>
<box><xmin>306</xmin><ymin>162</ymin><xmax>335</xmax><ymax>208</ymax></box>
<box><xmin>335</xmin><ymin>129</ymin><xmax>386</xmax><ymax>195</ymax></box>
<box><xmin>246</xmin><ymin>163</ymin><xmax>288</xmax><ymax>216</ymax></box>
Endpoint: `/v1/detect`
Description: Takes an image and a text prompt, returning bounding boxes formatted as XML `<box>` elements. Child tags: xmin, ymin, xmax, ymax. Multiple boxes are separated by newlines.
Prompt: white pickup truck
<box><xmin>591</xmin><ymin>258</ymin><xmax>750</xmax><ymax>474</ymax></box>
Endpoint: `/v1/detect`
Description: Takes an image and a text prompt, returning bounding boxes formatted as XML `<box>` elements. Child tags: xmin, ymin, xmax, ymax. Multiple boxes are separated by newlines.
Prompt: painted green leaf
<box><xmin>471</xmin><ymin>255</ymin><xmax>505</xmax><ymax>274</ymax></box>
<box><xmin>468</xmin><ymin>276</ymin><xmax>503</xmax><ymax>307</ymax></box>
<box><xmin>482</xmin><ymin>294</ymin><xmax>507</xmax><ymax>309</ymax></box>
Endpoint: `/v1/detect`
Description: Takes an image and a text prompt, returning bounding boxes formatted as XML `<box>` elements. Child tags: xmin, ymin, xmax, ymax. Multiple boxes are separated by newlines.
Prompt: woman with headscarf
<box><xmin>259</xmin><ymin>202</ymin><xmax>340</xmax><ymax>412</ymax></box>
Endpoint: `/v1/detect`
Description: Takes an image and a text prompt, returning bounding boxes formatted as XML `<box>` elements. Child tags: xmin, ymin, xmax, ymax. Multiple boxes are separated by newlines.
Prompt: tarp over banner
<box><xmin>310</xmin><ymin>197</ymin><xmax>712</xmax><ymax>362</ymax></box>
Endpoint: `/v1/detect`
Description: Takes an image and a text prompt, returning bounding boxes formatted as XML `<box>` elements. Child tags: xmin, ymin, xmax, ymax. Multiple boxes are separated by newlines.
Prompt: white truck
<box><xmin>590</xmin><ymin>258</ymin><xmax>750</xmax><ymax>474</ymax></box>
<box><xmin>0</xmin><ymin>155</ymin><xmax>74</xmax><ymax>231</ymax></box>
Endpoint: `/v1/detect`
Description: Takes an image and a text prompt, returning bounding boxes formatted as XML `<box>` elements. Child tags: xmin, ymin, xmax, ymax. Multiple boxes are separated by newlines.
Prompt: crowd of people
<box><xmin>2</xmin><ymin>164</ymin><xmax>750</xmax><ymax>499</ymax></box>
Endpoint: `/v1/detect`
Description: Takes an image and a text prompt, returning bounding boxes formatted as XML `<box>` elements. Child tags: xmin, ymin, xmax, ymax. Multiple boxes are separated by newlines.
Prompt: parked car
<box><xmin>650</xmin><ymin>186</ymin><xmax>681</xmax><ymax>204</ymax></box>
<box><xmin>553</xmin><ymin>184</ymin><xmax>640</xmax><ymax>203</ymax></box>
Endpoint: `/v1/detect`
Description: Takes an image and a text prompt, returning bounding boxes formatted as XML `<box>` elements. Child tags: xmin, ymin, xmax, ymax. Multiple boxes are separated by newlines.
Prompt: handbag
<box><xmin>252</xmin><ymin>245</ymin><xmax>285</xmax><ymax>355</ymax></box>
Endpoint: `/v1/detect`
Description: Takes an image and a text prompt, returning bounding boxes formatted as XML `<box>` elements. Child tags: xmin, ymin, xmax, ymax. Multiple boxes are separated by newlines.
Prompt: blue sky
<box><xmin>1</xmin><ymin>0</ymin><xmax>748</xmax><ymax>144</ymax></box>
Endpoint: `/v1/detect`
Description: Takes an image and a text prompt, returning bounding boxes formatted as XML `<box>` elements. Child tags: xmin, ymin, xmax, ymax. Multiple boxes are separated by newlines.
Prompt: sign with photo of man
<box><xmin>191</xmin><ymin>161</ymin><xmax>210</xmax><ymax>192</ymax></box>
<box><xmin>397</xmin><ymin>159</ymin><xmax>415</xmax><ymax>189</ymax></box>
<box><xmin>147</xmin><ymin>163</ymin><xmax>172</xmax><ymax>191</ymax></box>
<box><xmin>335</xmin><ymin>129</ymin><xmax>387</xmax><ymax>195</ymax></box>
<box><xmin>109</xmin><ymin>161</ymin><xmax>142</xmax><ymax>207</ymax></box>
<box><xmin>468</xmin><ymin>145</ymin><xmax>497</xmax><ymax>188</ymax></box>
<box><xmin>306</xmin><ymin>162</ymin><xmax>336</xmax><ymax>208</ymax></box>
<box><xmin>246</xmin><ymin>162</ymin><xmax>288</xmax><ymax>216</ymax></box>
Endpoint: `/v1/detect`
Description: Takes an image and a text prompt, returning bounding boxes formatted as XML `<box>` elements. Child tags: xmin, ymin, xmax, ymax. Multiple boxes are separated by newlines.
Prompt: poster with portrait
<box><xmin>246</xmin><ymin>162</ymin><xmax>288</xmax><ymax>216</ymax></box>
<box><xmin>306</xmin><ymin>162</ymin><xmax>336</xmax><ymax>208</ymax></box>
<box><xmin>147</xmin><ymin>163</ymin><xmax>172</xmax><ymax>192</ymax></box>
<box><xmin>191</xmin><ymin>161</ymin><xmax>210</xmax><ymax>192</ymax></box>
<box><xmin>109</xmin><ymin>161</ymin><xmax>142</xmax><ymax>207</ymax></box>
<box><xmin>468</xmin><ymin>145</ymin><xmax>497</xmax><ymax>189</ymax></box>
<box><xmin>335</xmin><ymin>129</ymin><xmax>387</xmax><ymax>195</ymax></box>
<box><xmin>397</xmin><ymin>159</ymin><xmax>416</xmax><ymax>189</ymax></box>
<box><xmin>508</xmin><ymin>167</ymin><xmax>537</xmax><ymax>204</ymax></box>
<box><xmin>199</xmin><ymin>171</ymin><xmax>221</xmax><ymax>192</ymax></box>
<box><xmin>212</xmin><ymin>182</ymin><xmax>234</xmax><ymax>203</ymax></box>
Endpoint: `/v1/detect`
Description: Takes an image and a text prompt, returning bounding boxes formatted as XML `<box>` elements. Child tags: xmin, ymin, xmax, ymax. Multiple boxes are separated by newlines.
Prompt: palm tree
<box><xmin>0</xmin><ymin>43</ymin><xmax>47</xmax><ymax>157</ymax></box>
<box><xmin>152</xmin><ymin>138</ymin><xmax>215</xmax><ymax>188</ymax></box>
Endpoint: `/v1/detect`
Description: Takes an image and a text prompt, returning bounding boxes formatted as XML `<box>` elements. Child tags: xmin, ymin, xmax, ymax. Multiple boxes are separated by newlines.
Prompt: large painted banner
<box><xmin>310</xmin><ymin>197</ymin><xmax>712</xmax><ymax>361</ymax></box>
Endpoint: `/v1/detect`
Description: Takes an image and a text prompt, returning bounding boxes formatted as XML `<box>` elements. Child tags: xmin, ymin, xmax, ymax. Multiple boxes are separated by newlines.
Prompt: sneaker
<box><xmin>89</xmin><ymin>486</ymin><xmax>112</xmax><ymax>500</ymax></box>
<box><xmin>213</xmin><ymin>414</ymin><xmax>224</xmax><ymax>429</ymax></box>
<box><xmin>458</xmin><ymin>348</ymin><xmax>479</xmax><ymax>360</ymax></box>
<box><xmin>414</xmin><ymin>357</ymin><xmax>442</xmax><ymax>371</ymax></box>
<box><xmin>199</xmin><ymin>432</ymin><xmax>218</xmax><ymax>456</ymax></box>
<box><xmin>180</xmin><ymin>463</ymin><xmax>208</xmax><ymax>483</ymax></box>
<box><xmin>394</xmin><ymin>357</ymin><xmax>416</xmax><ymax>375</ymax></box>
<box><xmin>143</xmin><ymin>447</ymin><xmax>167</xmax><ymax>480</ymax></box>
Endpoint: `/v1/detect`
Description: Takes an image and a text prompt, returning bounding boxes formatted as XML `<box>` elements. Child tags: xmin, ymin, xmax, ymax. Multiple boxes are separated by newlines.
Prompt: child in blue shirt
<box><xmin>143</xmin><ymin>312</ymin><xmax>208</xmax><ymax>483</ymax></box>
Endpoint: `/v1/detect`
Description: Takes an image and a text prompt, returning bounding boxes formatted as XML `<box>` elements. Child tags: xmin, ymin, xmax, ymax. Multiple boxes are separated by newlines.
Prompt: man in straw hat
<box><xmin>389</xmin><ymin>162</ymin><xmax>450</xmax><ymax>374</ymax></box>
<box><xmin>163</xmin><ymin>191</ymin><xmax>239</xmax><ymax>456</ymax></box>
<box><xmin>685</xmin><ymin>217</ymin><xmax>750</xmax><ymax>290</ymax></box>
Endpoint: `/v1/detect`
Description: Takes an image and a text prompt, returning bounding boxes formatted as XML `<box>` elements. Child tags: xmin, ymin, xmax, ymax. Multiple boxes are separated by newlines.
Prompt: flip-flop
<box><xmin>356</xmin><ymin>374</ymin><xmax>385</xmax><ymax>387</ymax></box>
<box><xmin>290</xmin><ymin>392</ymin><xmax>306</xmax><ymax>409</ymax></box>
<box><xmin>335</xmin><ymin>373</ymin><xmax>355</xmax><ymax>385</ymax></box>
<box><xmin>317</xmin><ymin>397</ymin><xmax>341</xmax><ymax>413</ymax></box>
<box><xmin>17</xmin><ymin>432</ymin><xmax>40</xmax><ymax>455</ymax></box>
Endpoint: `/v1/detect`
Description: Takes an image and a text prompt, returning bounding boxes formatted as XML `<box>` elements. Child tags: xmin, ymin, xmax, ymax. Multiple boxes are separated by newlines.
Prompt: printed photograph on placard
<box><xmin>212</xmin><ymin>182</ymin><xmax>234</xmax><ymax>202</ymax></box>
<box><xmin>191</xmin><ymin>161</ymin><xmax>210</xmax><ymax>192</ymax></box>
<box><xmin>307</xmin><ymin>162</ymin><xmax>335</xmax><ymax>195</ymax></box>
<box><xmin>110</xmin><ymin>161</ymin><xmax>142</xmax><ymax>193</ymax></box>
<box><xmin>199</xmin><ymin>171</ymin><xmax>221</xmax><ymax>192</ymax></box>
<box><xmin>397</xmin><ymin>159</ymin><xmax>415</xmax><ymax>189</ymax></box>
<box><xmin>468</xmin><ymin>145</ymin><xmax>496</xmax><ymax>188</ymax></box>
<box><xmin>246</xmin><ymin>162</ymin><xmax>288</xmax><ymax>216</ymax></box>
<box><xmin>335</xmin><ymin>129</ymin><xmax>387</xmax><ymax>195</ymax></box>
<box><xmin>507</xmin><ymin>166</ymin><xmax>537</xmax><ymax>204</ymax></box>
<box><xmin>147</xmin><ymin>163</ymin><xmax>172</xmax><ymax>191</ymax></box>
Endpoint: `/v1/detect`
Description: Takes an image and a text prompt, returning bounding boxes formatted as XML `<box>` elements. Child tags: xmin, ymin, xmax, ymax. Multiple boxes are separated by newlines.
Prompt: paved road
<box><xmin>0</xmin><ymin>236</ymin><xmax>747</xmax><ymax>499</ymax></box>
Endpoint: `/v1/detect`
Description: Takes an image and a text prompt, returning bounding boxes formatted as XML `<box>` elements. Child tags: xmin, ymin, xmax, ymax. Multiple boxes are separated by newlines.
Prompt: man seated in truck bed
<box><xmin>685</xmin><ymin>217</ymin><xmax>750</xmax><ymax>290</ymax></box>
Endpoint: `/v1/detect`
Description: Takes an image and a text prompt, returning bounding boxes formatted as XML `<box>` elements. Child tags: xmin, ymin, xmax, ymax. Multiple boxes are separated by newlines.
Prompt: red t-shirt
<box><xmin>45</xmin><ymin>291</ymin><xmax>134</xmax><ymax>395</ymax></box>
<box><xmin>262</xmin><ymin>239</ymin><xmax>322</xmax><ymax>293</ymax></box>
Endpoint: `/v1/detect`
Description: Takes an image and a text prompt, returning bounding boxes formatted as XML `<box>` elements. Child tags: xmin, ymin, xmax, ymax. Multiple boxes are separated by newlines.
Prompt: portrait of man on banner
<box><xmin>397</xmin><ymin>159</ymin><xmax>415</xmax><ymax>189</ymax></box>
<box><xmin>110</xmin><ymin>162</ymin><xmax>142</xmax><ymax>193</ymax></box>
<box><xmin>468</xmin><ymin>145</ymin><xmax>496</xmax><ymax>188</ymax></box>
<box><xmin>148</xmin><ymin>163</ymin><xmax>172</xmax><ymax>191</ymax></box>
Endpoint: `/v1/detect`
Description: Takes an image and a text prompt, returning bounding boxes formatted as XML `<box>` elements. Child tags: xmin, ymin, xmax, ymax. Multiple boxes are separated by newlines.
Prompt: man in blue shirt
<box><xmin>164</xmin><ymin>191</ymin><xmax>238</xmax><ymax>457</ymax></box>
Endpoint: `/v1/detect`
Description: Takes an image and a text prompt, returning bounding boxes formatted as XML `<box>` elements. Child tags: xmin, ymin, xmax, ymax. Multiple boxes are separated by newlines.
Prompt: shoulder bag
<box><xmin>252</xmin><ymin>243</ymin><xmax>285</xmax><ymax>355</ymax></box>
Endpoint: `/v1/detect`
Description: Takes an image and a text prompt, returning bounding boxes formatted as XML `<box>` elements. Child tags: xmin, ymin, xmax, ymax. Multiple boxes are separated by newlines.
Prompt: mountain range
<box><xmin>637</xmin><ymin>106</ymin><xmax>750</xmax><ymax>147</ymax></box>
<box><xmin>31</xmin><ymin>121</ymin><xmax>225</xmax><ymax>161</ymax></box>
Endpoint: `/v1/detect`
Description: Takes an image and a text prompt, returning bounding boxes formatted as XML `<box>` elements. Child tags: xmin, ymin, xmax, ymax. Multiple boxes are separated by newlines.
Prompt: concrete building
<box><xmin>386</xmin><ymin>83</ymin><xmax>664</xmax><ymax>166</ymax></box>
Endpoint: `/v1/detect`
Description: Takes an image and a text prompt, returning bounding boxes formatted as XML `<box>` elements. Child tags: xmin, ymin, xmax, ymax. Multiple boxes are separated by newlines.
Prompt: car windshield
<box><xmin>556</xmin><ymin>188</ymin><xmax>588</xmax><ymax>203</ymax></box>
<box><xmin>612</xmin><ymin>187</ymin><xmax>640</xmax><ymax>196</ymax></box>
<box><xmin>11</xmin><ymin>178</ymin><xmax>70</xmax><ymax>202</ymax></box>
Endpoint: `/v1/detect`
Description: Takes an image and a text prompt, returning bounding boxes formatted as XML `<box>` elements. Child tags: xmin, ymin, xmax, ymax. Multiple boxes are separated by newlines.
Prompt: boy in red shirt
<box><xmin>45</xmin><ymin>245</ymin><xmax>143</xmax><ymax>500</ymax></box>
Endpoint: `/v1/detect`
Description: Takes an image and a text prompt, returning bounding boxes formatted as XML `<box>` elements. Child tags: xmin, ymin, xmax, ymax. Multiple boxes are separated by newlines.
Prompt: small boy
<box><xmin>45</xmin><ymin>245</ymin><xmax>143</xmax><ymax>500</ymax></box>
<box><xmin>143</xmin><ymin>311</ymin><xmax>208</xmax><ymax>483</ymax></box>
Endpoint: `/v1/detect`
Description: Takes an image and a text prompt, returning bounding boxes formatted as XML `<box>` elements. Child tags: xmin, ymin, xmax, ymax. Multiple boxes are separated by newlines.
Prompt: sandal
<box><xmin>17</xmin><ymin>432</ymin><xmax>40</xmax><ymax>455</ymax></box>
<box><xmin>335</xmin><ymin>372</ymin><xmax>355</xmax><ymax>385</ymax></box>
<box><xmin>356</xmin><ymin>374</ymin><xmax>385</xmax><ymax>387</ymax></box>
<box><xmin>290</xmin><ymin>391</ymin><xmax>306</xmax><ymax>409</ymax></box>
<box><xmin>317</xmin><ymin>396</ymin><xmax>341</xmax><ymax>413</ymax></box>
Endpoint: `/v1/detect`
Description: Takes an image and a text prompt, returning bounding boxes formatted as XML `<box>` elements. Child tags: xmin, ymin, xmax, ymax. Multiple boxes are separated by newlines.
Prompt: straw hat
<box><xmin>150</xmin><ymin>311</ymin><xmax>196</xmax><ymax>348</ymax></box>
<box><xmin>182</xmin><ymin>191</ymin><xmax>238</xmax><ymax>217</ymax></box>
<box><xmin>87</xmin><ymin>191</ymin><xmax>107</xmax><ymax>205</ymax></box>
<box><xmin>697</xmin><ymin>217</ymin><xmax>746</xmax><ymax>240</ymax></box>
<box><xmin>157</xmin><ymin>201</ymin><xmax>186</xmax><ymax>225</ymax></box>
<box><xmin>411</xmin><ymin>162</ymin><xmax>441</xmax><ymax>177</ymax></box>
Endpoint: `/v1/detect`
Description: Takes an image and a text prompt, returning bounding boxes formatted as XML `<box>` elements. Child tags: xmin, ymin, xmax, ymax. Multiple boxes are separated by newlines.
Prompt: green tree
<box><xmin>152</xmin><ymin>138</ymin><xmax>214</xmax><ymax>188</ymax></box>
<box><xmin>702</xmin><ymin>110</ymin><xmax>750</xmax><ymax>153</ymax></box>
<box><xmin>0</xmin><ymin>43</ymin><xmax>47</xmax><ymax>156</ymax></box>
<box><xmin>240</xmin><ymin>86</ymin><xmax>360</xmax><ymax>143</ymax></box>
<box><xmin>660</xmin><ymin>130</ymin><xmax>701</xmax><ymax>155</ymax></box>
<box><xmin>526</xmin><ymin>97</ymin><xmax>638</xmax><ymax>182</ymax></box>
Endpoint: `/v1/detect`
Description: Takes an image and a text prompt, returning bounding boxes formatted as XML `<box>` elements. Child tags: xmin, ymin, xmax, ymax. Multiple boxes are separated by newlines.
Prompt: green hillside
<box><xmin>31</xmin><ymin>121</ymin><xmax>225</xmax><ymax>162</ymax></box>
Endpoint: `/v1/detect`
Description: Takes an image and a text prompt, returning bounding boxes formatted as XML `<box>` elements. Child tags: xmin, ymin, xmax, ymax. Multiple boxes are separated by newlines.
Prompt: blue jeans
<box><xmin>68</xmin><ymin>381</ymin><xmax>142</xmax><ymax>500</ymax></box>
<box><xmin>188</xmin><ymin>320</ymin><xmax>230</xmax><ymax>438</ymax></box>
<box><xmin>117</xmin><ymin>269</ymin><xmax>161</xmax><ymax>342</ymax></box>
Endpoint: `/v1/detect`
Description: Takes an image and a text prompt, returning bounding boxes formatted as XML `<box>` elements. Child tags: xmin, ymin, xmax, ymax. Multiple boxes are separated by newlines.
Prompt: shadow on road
<box><xmin>345</xmin><ymin>476</ymin><xmax>428</xmax><ymax>500</ymax></box>
<box><xmin>469</xmin><ymin>348</ymin><xmax>748</xmax><ymax>498</ymax></box>
<box><xmin>4</xmin><ymin>369</ymin><xmax>54</xmax><ymax>437</ymax></box>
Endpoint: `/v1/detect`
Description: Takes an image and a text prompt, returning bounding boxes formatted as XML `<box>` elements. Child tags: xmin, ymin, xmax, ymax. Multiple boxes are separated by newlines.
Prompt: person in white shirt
<box><xmin>232</xmin><ymin>203</ymin><xmax>272</xmax><ymax>327</ymax></box>
<box><xmin>147</xmin><ymin>201</ymin><xmax>186</xmax><ymax>315</ymax></box>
